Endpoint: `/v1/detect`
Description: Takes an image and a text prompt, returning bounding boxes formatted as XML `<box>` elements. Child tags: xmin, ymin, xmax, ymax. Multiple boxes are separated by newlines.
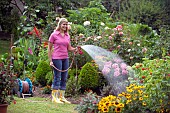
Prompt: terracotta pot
<box><xmin>0</xmin><ymin>104</ymin><xmax>8</xmax><ymax>113</ymax></box>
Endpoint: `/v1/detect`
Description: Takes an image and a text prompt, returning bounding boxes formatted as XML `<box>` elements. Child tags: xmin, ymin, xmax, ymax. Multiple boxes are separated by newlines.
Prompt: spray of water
<box><xmin>81</xmin><ymin>45</ymin><xmax>134</xmax><ymax>95</ymax></box>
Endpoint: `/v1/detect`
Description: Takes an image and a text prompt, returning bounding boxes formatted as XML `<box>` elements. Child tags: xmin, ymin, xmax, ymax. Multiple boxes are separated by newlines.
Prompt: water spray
<box><xmin>81</xmin><ymin>45</ymin><xmax>134</xmax><ymax>95</ymax></box>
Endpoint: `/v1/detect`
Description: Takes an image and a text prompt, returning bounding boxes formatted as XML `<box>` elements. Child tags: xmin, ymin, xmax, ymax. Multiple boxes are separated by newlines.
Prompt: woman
<box><xmin>48</xmin><ymin>18</ymin><xmax>76</xmax><ymax>104</ymax></box>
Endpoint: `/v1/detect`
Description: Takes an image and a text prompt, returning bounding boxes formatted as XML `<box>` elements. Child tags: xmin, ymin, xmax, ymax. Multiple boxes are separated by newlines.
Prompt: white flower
<box><xmin>83</xmin><ymin>21</ymin><xmax>90</xmax><ymax>26</ymax></box>
<box><xmin>142</xmin><ymin>47</ymin><xmax>147</xmax><ymax>53</ymax></box>
<box><xmin>68</xmin><ymin>22</ymin><xmax>72</xmax><ymax>25</ymax></box>
<box><xmin>94</xmin><ymin>38</ymin><xmax>98</xmax><ymax>41</ymax></box>
<box><xmin>128</xmin><ymin>49</ymin><xmax>131</xmax><ymax>52</ymax></box>
<box><xmin>104</xmin><ymin>27</ymin><xmax>109</xmax><ymax>30</ymax></box>
<box><xmin>137</xmin><ymin>43</ymin><xmax>140</xmax><ymax>46</ymax></box>
<box><xmin>96</xmin><ymin>36</ymin><xmax>102</xmax><ymax>39</ymax></box>
<box><xmin>101</xmin><ymin>22</ymin><xmax>105</xmax><ymax>26</ymax></box>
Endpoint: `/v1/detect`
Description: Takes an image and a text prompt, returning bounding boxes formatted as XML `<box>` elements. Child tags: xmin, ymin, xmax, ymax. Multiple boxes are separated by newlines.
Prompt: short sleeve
<box><xmin>49</xmin><ymin>33</ymin><xmax>55</xmax><ymax>43</ymax></box>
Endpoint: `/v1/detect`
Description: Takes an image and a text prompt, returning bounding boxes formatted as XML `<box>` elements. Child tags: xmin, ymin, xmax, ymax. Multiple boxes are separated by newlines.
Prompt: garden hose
<box><xmin>51</xmin><ymin>52</ymin><xmax>76</xmax><ymax>72</ymax></box>
<box><xmin>17</xmin><ymin>78</ymin><xmax>33</xmax><ymax>97</ymax></box>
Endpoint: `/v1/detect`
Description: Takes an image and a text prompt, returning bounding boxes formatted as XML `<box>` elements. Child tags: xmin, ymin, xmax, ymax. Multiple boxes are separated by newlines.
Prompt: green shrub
<box><xmin>70</xmin><ymin>24</ymin><xmax>85</xmax><ymax>36</ymax></box>
<box><xmin>45</xmin><ymin>71</ymin><xmax>53</xmax><ymax>86</ymax></box>
<box><xmin>65</xmin><ymin>68</ymin><xmax>81</xmax><ymax>96</ymax></box>
<box><xmin>78</xmin><ymin>62</ymin><xmax>99</xmax><ymax>92</ymax></box>
<box><xmin>35</xmin><ymin>61</ymin><xmax>51</xmax><ymax>86</ymax></box>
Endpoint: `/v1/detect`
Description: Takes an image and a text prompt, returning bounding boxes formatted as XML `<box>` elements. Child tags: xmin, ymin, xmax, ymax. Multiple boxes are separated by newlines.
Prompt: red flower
<box><xmin>136</xmin><ymin>65</ymin><xmax>140</xmax><ymax>68</ymax></box>
<box><xmin>27</xmin><ymin>31</ymin><xmax>33</xmax><ymax>35</ymax></box>
<box><xmin>43</xmin><ymin>41</ymin><xmax>48</xmax><ymax>47</ymax></box>
<box><xmin>140</xmin><ymin>80</ymin><xmax>143</xmax><ymax>83</ymax></box>
<box><xmin>129</xmin><ymin>42</ymin><xmax>133</xmax><ymax>45</ymax></box>
<box><xmin>13</xmin><ymin>100</ymin><xmax>16</xmax><ymax>104</ymax></box>
<box><xmin>79</xmin><ymin>50</ymin><xmax>84</xmax><ymax>55</ymax></box>
<box><xmin>0</xmin><ymin>62</ymin><xmax>3</xmax><ymax>67</ymax></box>
<box><xmin>142</xmin><ymin>76</ymin><xmax>146</xmax><ymax>79</ymax></box>
<box><xmin>33</xmin><ymin>26</ymin><xmax>40</xmax><ymax>38</ymax></box>
<box><xmin>141</xmin><ymin>68</ymin><xmax>146</xmax><ymax>70</ymax></box>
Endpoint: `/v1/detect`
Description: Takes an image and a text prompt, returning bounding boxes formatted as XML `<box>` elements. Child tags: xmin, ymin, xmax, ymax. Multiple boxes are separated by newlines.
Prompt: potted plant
<box><xmin>0</xmin><ymin>62</ymin><xmax>16</xmax><ymax>113</ymax></box>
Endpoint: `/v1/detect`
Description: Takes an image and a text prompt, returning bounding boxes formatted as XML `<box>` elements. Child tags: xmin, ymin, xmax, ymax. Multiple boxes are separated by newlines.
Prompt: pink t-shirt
<box><xmin>49</xmin><ymin>30</ymin><xmax>70</xmax><ymax>59</ymax></box>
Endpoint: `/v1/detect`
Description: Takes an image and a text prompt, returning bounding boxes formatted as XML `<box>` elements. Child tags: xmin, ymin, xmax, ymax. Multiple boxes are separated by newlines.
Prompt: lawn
<box><xmin>8</xmin><ymin>97</ymin><xmax>78</xmax><ymax>113</ymax></box>
<box><xmin>0</xmin><ymin>40</ymin><xmax>10</xmax><ymax>56</ymax></box>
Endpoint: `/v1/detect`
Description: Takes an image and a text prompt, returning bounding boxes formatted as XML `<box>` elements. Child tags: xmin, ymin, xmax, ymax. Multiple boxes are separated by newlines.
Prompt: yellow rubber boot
<box><xmin>52</xmin><ymin>90</ymin><xmax>63</xmax><ymax>104</ymax></box>
<box><xmin>60</xmin><ymin>90</ymin><xmax>71</xmax><ymax>104</ymax></box>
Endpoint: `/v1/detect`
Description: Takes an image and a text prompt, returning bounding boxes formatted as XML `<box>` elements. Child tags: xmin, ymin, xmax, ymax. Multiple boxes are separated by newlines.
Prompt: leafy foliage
<box><xmin>132</xmin><ymin>56</ymin><xmax>170</xmax><ymax>112</ymax></box>
<box><xmin>78</xmin><ymin>62</ymin><xmax>99</xmax><ymax>92</ymax></box>
<box><xmin>65</xmin><ymin>68</ymin><xmax>81</xmax><ymax>96</ymax></box>
<box><xmin>75</xmin><ymin>91</ymin><xmax>100</xmax><ymax>113</ymax></box>
<box><xmin>0</xmin><ymin>62</ymin><xmax>16</xmax><ymax>104</ymax></box>
<box><xmin>35</xmin><ymin>61</ymin><xmax>51</xmax><ymax>86</ymax></box>
<box><xmin>114</xmin><ymin>0</ymin><xmax>168</xmax><ymax>30</ymax></box>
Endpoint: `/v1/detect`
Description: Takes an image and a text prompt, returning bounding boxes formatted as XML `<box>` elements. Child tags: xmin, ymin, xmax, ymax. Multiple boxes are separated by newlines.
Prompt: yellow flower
<box><xmin>139</xmin><ymin>97</ymin><xmax>143</xmax><ymax>101</ymax></box>
<box><xmin>118</xmin><ymin>103</ymin><xmax>124</xmax><ymax>108</ymax></box>
<box><xmin>118</xmin><ymin>93</ymin><xmax>123</xmax><ymax>97</ymax></box>
<box><xmin>142</xmin><ymin>102</ymin><xmax>147</xmax><ymax>106</ymax></box>
<box><xmin>116</xmin><ymin>97</ymin><xmax>121</xmax><ymax>101</ymax></box>
<box><xmin>144</xmin><ymin>94</ymin><xmax>148</xmax><ymax>98</ymax></box>
<box><xmin>127</xmin><ymin>89</ymin><xmax>133</xmax><ymax>92</ymax></box>
<box><xmin>105</xmin><ymin>101</ymin><xmax>112</xmax><ymax>107</ymax></box>
<box><xmin>113</xmin><ymin>101</ymin><xmax>120</xmax><ymax>107</ymax></box>
<box><xmin>115</xmin><ymin>107</ymin><xmax>122</xmax><ymax>113</ymax></box>
<box><xmin>121</xmin><ymin>92</ymin><xmax>125</xmax><ymax>95</ymax></box>
<box><xmin>129</xmin><ymin>84</ymin><xmax>135</xmax><ymax>87</ymax></box>
<box><xmin>102</xmin><ymin>107</ymin><xmax>109</xmax><ymax>113</ymax></box>
<box><xmin>140</xmin><ymin>86</ymin><xmax>145</xmax><ymax>88</ymax></box>
<box><xmin>126</xmin><ymin>95</ymin><xmax>131</xmax><ymax>99</ymax></box>
<box><xmin>126</xmin><ymin>99</ymin><xmax>132</xmax><ymax>104</ymax></box>
<box><xmin>133</xmin><ymin>97</ymin><xmax>137</xmax><ymax>100</ymax></box>
<box><xmin>133</xmin><ymin>86</ymin><xmax>140</xmax><ymax>90</ymax></box>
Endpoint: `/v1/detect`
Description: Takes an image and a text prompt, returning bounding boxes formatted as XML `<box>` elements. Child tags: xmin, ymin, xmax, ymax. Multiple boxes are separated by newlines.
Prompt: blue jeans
<box><xmin>52</xmin><ymin>59</ymin><xmax>69</xmax><ymax>90</ymax></box>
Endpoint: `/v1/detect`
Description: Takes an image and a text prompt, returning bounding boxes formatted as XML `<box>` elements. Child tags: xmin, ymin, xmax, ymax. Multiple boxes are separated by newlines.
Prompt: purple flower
<box><xmin>122</xmin><ymin>69</ymin><xmax>128</xmax><ymax>76</ymax></box>
<box><xmin>112</xmin><ymin>63</ymin><xmax>119</xmax><ymax>69</ymax></box>
<box><xmin>113</xmin><ymin>58</ymin><xmax>122</xmax><ymax>63</ymax></box>
<box><xmin>102</xmin><ymin>66</ymin><xmax>111</xmax><ymax>75</ymax></box>
<box><xmin>28</xmin><ymin>47</ymin><xmax>33</xmax><ymax>55</ymax></box>
<box><xmin>120</xmin><ymin>63</ymin><xmax>127</xmax><ymax>69</ymax></box>
<box><xmin>114</xmin><ymin>67</ymin><xmax>120</xmax><ymax>72</ymax></box>
<box><xmin>114</xmin><ymin>71</ymin><xmax>120</xmax><ymax>77</ymax></box>
<box><xmin>104</xmin><ymin>61</ymin><xmax>112</xmax><ymax>68</ymax></box>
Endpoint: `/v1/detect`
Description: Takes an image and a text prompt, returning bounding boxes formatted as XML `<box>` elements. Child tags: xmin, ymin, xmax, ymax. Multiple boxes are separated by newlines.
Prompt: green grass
<box><xmin>0</xmin><ymin>40</ymin><xmax>10</xmax><ymax>56</ymax></box>
<box><xmin>8</xmin><ymin>97</ymin><xmax>78</xmax><ymax>113</ymax></box>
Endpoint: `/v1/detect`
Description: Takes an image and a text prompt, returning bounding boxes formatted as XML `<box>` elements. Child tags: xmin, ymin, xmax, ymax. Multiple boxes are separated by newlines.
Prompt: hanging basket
<box><xmin>0</xmin><ymin>104</ymin><xmax>8</xmax><ymax>113</ymax></box>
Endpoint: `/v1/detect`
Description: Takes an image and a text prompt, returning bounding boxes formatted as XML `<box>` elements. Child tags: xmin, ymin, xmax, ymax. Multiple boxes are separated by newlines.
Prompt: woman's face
<box><xmin>60</xmin><ymin>21</ymin><xmax>68</xmax><ymax>31</ymax></box>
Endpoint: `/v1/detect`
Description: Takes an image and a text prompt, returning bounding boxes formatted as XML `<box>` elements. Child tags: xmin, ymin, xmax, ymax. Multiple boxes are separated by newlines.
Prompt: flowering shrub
<box><xmin>99</xmin><ymin>56</ymin><xmax>132</xmax><ymax>95</ymax></box>
<box><xmin>76</xmin><ymin>84</ymin><xmax>149</xmax><ymax>113</ymax></box>
<box><xmin>98</xmin><ymin>84</ymin><xmax>149</xmax><ymax>113</ymax></box>
<box><xmin>75</xmin><ymin>91</ymin><xmax>100</xmax><ymax>113</ymax></box>
<box><xmin>0</xmin><ymin>62</ymin><xmax>16</xmax><ymax>104</ymax></box>
<box><xmin>132</xmin><ymin>56</ymin><xmax>170</xmax><ymax>112</ymax></box>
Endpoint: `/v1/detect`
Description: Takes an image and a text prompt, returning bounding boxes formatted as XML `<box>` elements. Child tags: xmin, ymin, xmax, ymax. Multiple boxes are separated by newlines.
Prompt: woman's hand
<box><xmin>74</xmin><ymin>46</ymin><xmax>83</xmax><ymax>55</ymax></box>
<box><xmin>50</xmin><ymin>61</ymin><xmax>53</xmax><ymax>66</ymax></box>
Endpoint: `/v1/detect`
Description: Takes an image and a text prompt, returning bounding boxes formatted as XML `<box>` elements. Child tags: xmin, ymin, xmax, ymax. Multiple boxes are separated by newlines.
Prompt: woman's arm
<box><xmin>48</xmin><ymin>42</ymin><xmax>53</xmax><ymax>65</ymax></box>
<box><xmin>68</xmin><ymin>43</ymin><xmax>76</xmax><ymax>52</ymax></box>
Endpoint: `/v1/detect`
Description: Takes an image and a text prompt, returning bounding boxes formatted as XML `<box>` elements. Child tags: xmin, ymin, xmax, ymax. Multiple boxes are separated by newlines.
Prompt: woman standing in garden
<box><xmin>48</xmin><ymin>17</ymin><xmax>76</xmax><ymax>104</ymax></box>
